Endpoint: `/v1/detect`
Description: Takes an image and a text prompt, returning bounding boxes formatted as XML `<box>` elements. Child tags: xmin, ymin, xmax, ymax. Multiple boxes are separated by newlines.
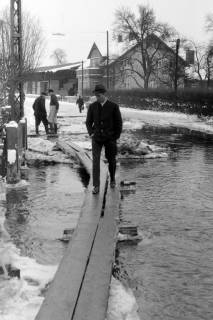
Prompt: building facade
<box><xmin>77</xmin><ymin>36</ymin><xmax>186</xmax><ymax>93</ymax></box>
<box><xmin>24</xmin><ymin>62</ymin><xmax>81</xmax><ymax>96</ymax></box>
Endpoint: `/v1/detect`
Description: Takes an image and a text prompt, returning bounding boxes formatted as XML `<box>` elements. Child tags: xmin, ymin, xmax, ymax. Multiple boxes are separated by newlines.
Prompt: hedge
<box><xmin>84</xmin><ymin>88</ymin><xmax>213</xmax><ymax>117</ymax></box>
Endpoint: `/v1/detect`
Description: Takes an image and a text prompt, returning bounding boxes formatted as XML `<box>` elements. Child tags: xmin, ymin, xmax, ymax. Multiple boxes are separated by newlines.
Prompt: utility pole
<box><xmin>10</xmin><ymin>0</ymin><xmax>24</xmax><ymax>121</ymax></box>
<box><xmin>81</xmin><ymin>60</ymin><xmax>84</xmax><ymax>97</ymax></box>
<box><xmin>0</xmin><ymin>20</ymin><xmax>6</xmax><ymax>102</ymax></box>
<box><xmin>174</xmin><ymin>38</ymin><xmax>180</xmax><ymax>95</ymax></box>
<box><xmin>106</xmin><ymin>30</ymin><xmax>109</xmax><ymax>89</ymax></box>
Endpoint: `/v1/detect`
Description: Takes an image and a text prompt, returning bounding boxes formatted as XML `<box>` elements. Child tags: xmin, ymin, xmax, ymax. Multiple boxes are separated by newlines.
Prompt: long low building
<box><xmin>24</xmin><ymin>62</ymin><xmax>81</xmax><ymax>96</ymax></box>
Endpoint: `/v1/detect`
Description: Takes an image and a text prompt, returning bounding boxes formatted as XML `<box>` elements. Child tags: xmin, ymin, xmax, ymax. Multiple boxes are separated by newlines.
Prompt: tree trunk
<box><xmin>144</xmin><ymin>77</ymin><xmax>149</xmax><ymax>89</ymax></box>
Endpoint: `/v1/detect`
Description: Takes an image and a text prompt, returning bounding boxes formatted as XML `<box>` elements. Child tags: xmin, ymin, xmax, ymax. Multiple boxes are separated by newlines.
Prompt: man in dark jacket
<box><xmin>32</xmin><ymin>92</ymin><xmax>49</xmax><ymax>134</ymax></box>
<box><xmin>76</xmin><ymin>95</ymin><xmax>84</xmax><ymax>113</ymax></box>
<box><xmin>86</xmin><ymin>84</ymin><xmax>122</xmax><ymax>194</ymax></box>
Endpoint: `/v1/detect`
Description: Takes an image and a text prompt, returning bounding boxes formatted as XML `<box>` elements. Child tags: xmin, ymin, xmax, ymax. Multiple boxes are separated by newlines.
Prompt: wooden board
<box><xmin>35</xmin><ymin>144</ymin><xmax>108</xmax><ymax>320</ymax></box>
<box><xmin>73</xmin><ymin>183</ymin><xmax>120</xmax><ymax>320</ymax></box>
<box><xmin>57</xmin><ymin>140</ymin><xmax>92</xmax><ymax>174</ymax></box>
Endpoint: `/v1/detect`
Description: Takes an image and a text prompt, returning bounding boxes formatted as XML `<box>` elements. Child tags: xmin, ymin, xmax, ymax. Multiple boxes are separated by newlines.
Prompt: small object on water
<box><xmin>120</xmin><ymin>180</ymin><xmax>136</xmax><ymax>186</ymax></box>
<box><xmin>117</xmin><ymin>225</ymin><xmax>142</xmax><ymax>244</ymax></box>
<box><xmin>120</xmin><ymin>180</ymin><xmax>136</xmax><ymax>193</ymax></box>
<box><xmin>117</xmin><ymin>232</ymin><xmax>143</xmax><ymax>245</ymax></box>
<box><xmin>119</xmin><ymin>226</ymin><xmax>138</xmax><ymax>237</ymax></box>
<box><xmin>57</xmin><ymin>228</ymin><xmax>74</xmax><ymax>242</ymax></box>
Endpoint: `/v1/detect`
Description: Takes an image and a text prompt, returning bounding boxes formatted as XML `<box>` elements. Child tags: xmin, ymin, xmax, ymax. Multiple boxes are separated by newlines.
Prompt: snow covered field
<box><xmin>25</xmin><ymin>96</ymin><xmax>213</xmax><ymax>136</ymax></box>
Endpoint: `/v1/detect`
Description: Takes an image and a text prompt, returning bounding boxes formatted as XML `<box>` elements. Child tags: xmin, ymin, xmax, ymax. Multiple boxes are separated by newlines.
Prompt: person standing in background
<box><xmin>32</xmin><ymin>92</ymin><xmax>49</xmax><ymax>135</ymax></box>
<box><xmin>76</xmin><ymin>95</ymin><xmax>84</xmax><ymax>113</ymax></box>
<box><xmin>48</xmin><ymin>89</ymin><xmax>59</xmax><ymax>134</ymax></box>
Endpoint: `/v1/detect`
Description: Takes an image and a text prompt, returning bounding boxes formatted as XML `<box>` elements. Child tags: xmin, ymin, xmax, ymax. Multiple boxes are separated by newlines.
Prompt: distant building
<box><xmin>24</xmin><ymin>35</ymin><xmax>187</xmax><ymax>97</ymax></box>
<box><xmin>77</xmin><ymin>35</ymin><xmax>186</xmax><ymax>94</ymax></box>
<box><xmin>24</xmin><ymin>62</ymin><xmax>81</xmax><ymax>96</ymax></box>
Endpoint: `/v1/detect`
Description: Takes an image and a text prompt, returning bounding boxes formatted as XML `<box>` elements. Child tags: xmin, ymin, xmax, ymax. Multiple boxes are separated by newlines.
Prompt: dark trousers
<box><xmin>35</xmin><ymin>115</ymin><xmax>49</xmax><ymax>134</ymax></box>
<box><xmin>92</xmin><ymin>139</ymin><xmax>117</xmax><ymax>187</ymax></box>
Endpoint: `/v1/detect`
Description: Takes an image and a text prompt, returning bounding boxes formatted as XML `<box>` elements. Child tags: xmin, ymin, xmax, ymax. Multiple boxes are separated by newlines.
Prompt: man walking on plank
<box><xmin>86</xmin><ymin>84</ymin><xmax>122</xmax><ymax>194</ymax></box>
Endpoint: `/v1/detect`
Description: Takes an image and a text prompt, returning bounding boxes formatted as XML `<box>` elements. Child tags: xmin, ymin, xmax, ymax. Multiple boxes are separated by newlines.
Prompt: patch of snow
<box><xmin>5</xmin><ymin>121</ymin><xmax>18</xmax><ymax>128</ymax></box>
<box><xmin>7</xmin><ymin>150</ymin><xmax>16</xmax><ymax>164</ymax></box>
<box><xmin>144</xmin><ymin>152</ymin><xmax>168</xmax><ymax>159</ymax></box>
<box><xmin>107</xmin><ymin>277</ymin><xmax>140</xmax><ymax>320</ymax></box>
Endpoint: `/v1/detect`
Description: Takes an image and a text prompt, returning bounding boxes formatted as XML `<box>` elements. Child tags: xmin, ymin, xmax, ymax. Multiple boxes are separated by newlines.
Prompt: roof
<box><xmin>35</xmin><ymin>62</ymin><xmax>81</xmax><ymax>73</ymax></box>
<box><xmin>103</xmin><ymin>33</ymin><xmax>186</xmax><ymax>68</ymax></box>
<box><xmin>87</xmin><ymin>42</ymin><xmax>103</xmax><ymax>59</ymax></box>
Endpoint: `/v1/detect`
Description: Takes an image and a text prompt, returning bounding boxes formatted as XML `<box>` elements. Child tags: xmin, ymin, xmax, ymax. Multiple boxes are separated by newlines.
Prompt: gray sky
<box><xmin>1</xmin><ymin>0</ymin><xmax>213</xmax><ymax>65</ymax></box>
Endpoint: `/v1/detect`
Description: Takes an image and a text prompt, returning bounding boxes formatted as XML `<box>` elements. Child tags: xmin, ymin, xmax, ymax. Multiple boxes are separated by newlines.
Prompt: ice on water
<box><xmin>0</xmin><ymin>241</ymin><xmax>57</xmax><ymax>320</ymax></box>
<box><xmin>107</xmin><ymin>277</ymin><xmax>140</xmax><ymax>320</ymax></box>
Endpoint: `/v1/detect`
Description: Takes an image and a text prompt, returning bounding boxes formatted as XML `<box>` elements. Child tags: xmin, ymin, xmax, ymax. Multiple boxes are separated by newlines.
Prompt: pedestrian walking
<box><xmin>32</xmin><ymin>92</ymin><xmax>49</xmax><ymax>135</ymax></box>
<box><xmin>76</xmin><ymin>95</ymin><xmax>84</xmax><ymax>113</ymax></box>
<box><xmin>86</xmin><ymin>84</ymin><xmax>122</xmax><ymax>194</ymax></box>
<box><xmin>48</xmin><ymin>89</ymin><xmax>59</xmax><ymax>134</ymax></box>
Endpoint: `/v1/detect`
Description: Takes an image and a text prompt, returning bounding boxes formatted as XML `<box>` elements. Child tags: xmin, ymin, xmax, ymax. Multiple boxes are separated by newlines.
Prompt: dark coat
<box><xmin>76</xmin><ymin>97</ymin><xmax>84</xmax><ymax>107</ymax></box>
<box><xmin>86</xmin><ymin>99</ymin><xmax>122</xmax><ymax>142</ymax></box>
<box><xmin>50</xmin><ymin>94</ymin><xmax>59</xmax><ymax>111</ymax></box>
<box><xmin>32</xmin><ymin>96</ymin><xmax>47</xmax><ymax>117</ymax></box>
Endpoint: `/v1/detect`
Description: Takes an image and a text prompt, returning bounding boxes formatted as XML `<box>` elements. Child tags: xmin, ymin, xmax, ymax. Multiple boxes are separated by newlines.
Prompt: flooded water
<box><xmin>3</xmin><ymin>165</ymin><xmax>88</xmax><ymax>265</ymax></box>
<box><xmin>1</xmin><ymin>98</ymin><xmax>213</xmax><ymax>319</ymax></box>
<box><xmin>119</xmin><ymin>128</ymin><xmax>213</xmax><ymax>320</ymax></box>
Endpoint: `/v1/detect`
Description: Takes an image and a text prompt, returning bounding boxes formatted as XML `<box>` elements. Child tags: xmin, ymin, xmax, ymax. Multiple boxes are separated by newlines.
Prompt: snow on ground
<box><xmin>25</xmin><ymin>96</ymin><xmax>213</xmax><ymax>137</ymax></box>
<box><xmin>121</xmin><ymin>107</ymin><xmax>213</xmax><ymax>134</ymax></box>
<box><xmin>107</xmin><ymin>277</ymin><xmax>140</xmax><ymax>320</ymax></box>
<box><xmin>23</xmin><ymin>96</ymin><xmax>213</xmax><ymax>163</ymax></box>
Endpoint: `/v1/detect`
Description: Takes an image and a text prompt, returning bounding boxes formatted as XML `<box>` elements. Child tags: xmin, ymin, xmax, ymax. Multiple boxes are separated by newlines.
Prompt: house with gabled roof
<box><xmin>24</xmin><ymin>35</ymin><xmax>187</xmax><ymax>97</ymax></box>
<box><xmin>77</xmin><ymin>35</ymin><xmax>186</xmax><ymax>93</ymax></box>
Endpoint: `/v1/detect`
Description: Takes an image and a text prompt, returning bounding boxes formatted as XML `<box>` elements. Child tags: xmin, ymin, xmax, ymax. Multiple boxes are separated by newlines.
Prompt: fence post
<box><xmin>19</xmin><ymin>118</ymin><xmax>27</xmax><ymax>162</ymax></box>
<box><xmin>5</xmin><ymin>121</ymin><xmax>20</xmax><ymax>184</ymax></box>
<box><xmin>19</xmin><ymin>118</ymin><xmax>29</xmax><ymax>180</ymax></box>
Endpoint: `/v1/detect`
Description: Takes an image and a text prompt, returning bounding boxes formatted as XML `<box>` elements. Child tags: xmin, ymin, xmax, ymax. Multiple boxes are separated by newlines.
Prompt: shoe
<box><xmin>110</xmin><ymin>180</ymin><xmax>116</xmax><ymax>188</ymax></box>
<box><xmin>92</xmin><ymin>186</ymin><xmax>99</xmax><ymax>194</ymax></box>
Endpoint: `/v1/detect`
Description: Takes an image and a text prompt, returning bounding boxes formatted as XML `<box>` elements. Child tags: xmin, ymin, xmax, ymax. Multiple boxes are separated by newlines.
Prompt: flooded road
<box><xmin>1</xmin><ymin>98</ymin><xmax>213</xmax><ymax>319</ymax></box>
<box><xmin>119</xmin><ymin>129</ymin><xmax>213</xmax><ymax>320</ymax></box>
<box><xmin>3</xmin><ymin>165</ymin><xmax>88</xmax><ymax>265</ymax></box>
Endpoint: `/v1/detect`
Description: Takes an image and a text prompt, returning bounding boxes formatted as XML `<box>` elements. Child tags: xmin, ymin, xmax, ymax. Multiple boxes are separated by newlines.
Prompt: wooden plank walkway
<box><xmin>73</xmin><ymin>179</ymin><xmax>120</xmax><ymax>320</ymax></box>
<box><xmin>57</xmin><ymin>140</ymin><xmax>92</xmax><ymax>174</ymax></box>
<box><xmin>35</xmin><ymin>140</ymin><xmax>120</xmax><ymax>320</ymax></box>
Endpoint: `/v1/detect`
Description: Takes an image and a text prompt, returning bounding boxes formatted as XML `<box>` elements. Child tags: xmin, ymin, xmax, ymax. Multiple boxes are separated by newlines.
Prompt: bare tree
<box><xmin>205</xmin><ymin>14</ymin><xmax>213</xmax><ymax>33</ymax></box>
<box><xmin>113</xmin><ymin>5</ymin><xmax>177</xmax><ymax>89</ymax></box>
<box><xmin>0</xmin><ymin>8</ymin><xmax>45</xmax><ymax>106</ymax></box>
<box><xmin>184</xmin><ymin>40</ymin><xmax>213</xmax><ymax>86</ymax></box>
<box><xmin>50</xmin><ymin>48</ymin><xmax>67</xmax><ymax>65</ymax></box>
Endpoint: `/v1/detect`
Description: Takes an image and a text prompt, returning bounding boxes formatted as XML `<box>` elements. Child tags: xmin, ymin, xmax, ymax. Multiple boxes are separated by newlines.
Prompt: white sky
<box><xmin>1</xmin><ymin>0</ymin><xmax>213</xmax><ymax>65</ymax></box>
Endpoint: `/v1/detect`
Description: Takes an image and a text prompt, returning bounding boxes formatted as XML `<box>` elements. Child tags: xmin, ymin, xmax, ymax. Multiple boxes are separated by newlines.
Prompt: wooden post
<box><xmin>19</xmin><ymin>118</ymin><xmax>27</xmax><ymax>152</ymax></box>
<box><xmin>106</xmin><ymin>30</ymin><xmax>109</xmax><ymax>89</ymax></box>
<box><xmin>81</xmin><ymin>60</ymin><xmax>84</xmax><ymax>97</ymax></box>
<box><xmin>19</xmin><ymin>118</ymin><xmax>29</xmax><ymax>179</ymax></box>
<box><xmin>5</xmin><ymin>121</ymin><xmax>20</xmax><ymax>184</ymax></box>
